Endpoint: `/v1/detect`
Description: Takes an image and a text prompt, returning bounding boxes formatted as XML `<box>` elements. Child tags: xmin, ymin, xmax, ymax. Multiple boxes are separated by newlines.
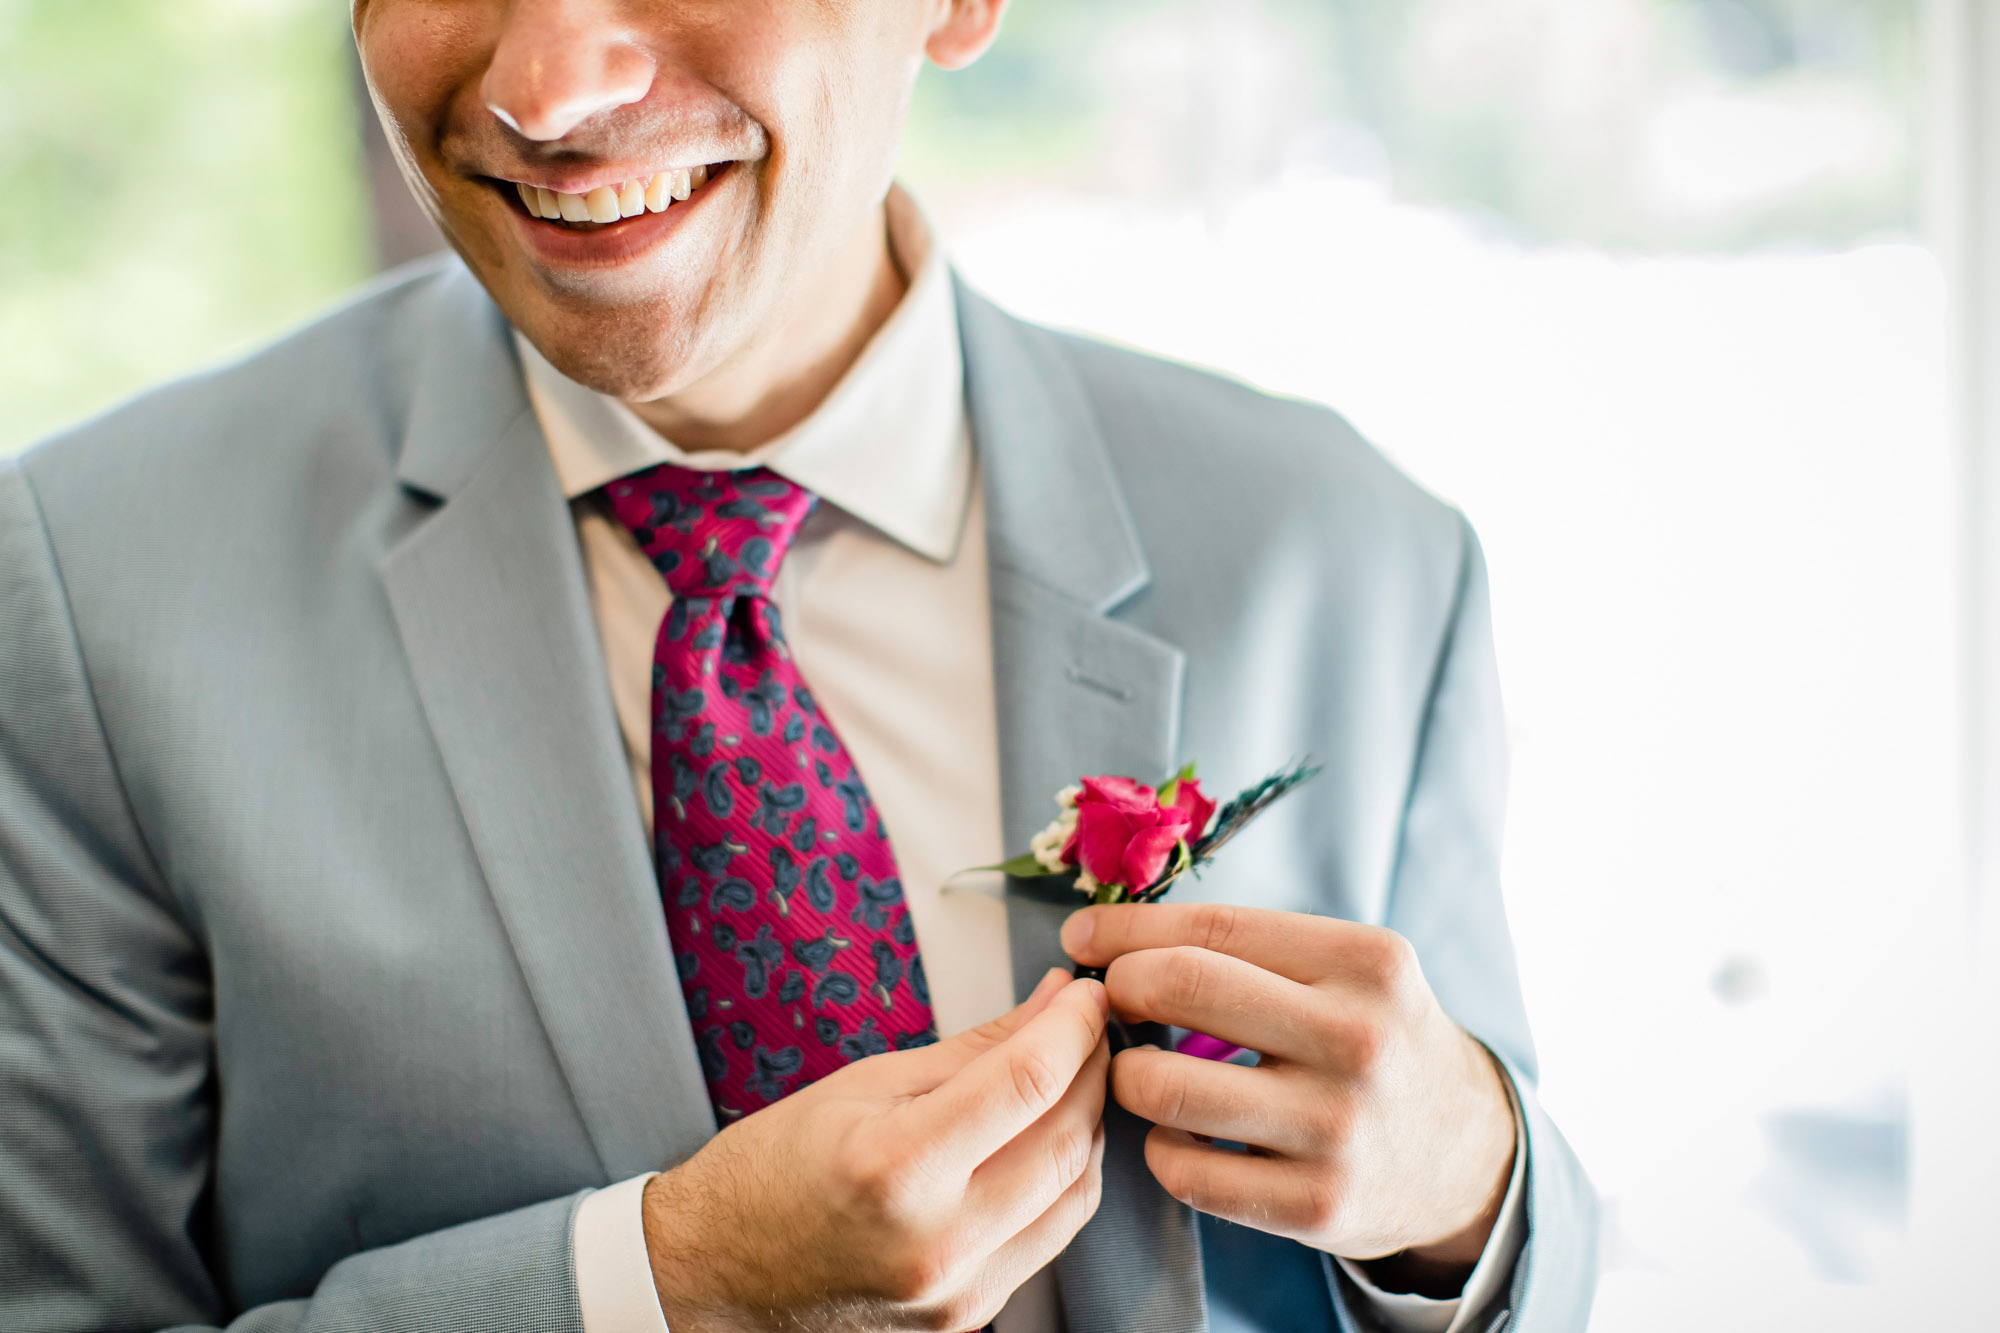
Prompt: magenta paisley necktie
<box><xmin>603</xmin><ymin>464</ymin><xmax>937</xmax><ymax>1121</ymax></box>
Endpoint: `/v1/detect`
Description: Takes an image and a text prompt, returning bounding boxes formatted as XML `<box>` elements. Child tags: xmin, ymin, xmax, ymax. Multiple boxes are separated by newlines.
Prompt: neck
<box><xmin>626</xmin><ymin>201</ymin><xmax>906</xmax><ymax>455</ymax></box>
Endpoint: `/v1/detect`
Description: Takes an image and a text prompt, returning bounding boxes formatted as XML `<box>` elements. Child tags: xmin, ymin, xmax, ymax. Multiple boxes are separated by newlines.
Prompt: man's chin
<box><xmin>513</xmin><ymin>308</ymin><xmax>705</xmax><ymax>405</ymax></box>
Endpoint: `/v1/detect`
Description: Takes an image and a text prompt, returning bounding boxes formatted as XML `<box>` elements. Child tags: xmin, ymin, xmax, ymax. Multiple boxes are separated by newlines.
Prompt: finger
<box><xmin>1110</xmin><ymin>1046</ymin><xmax>1315</xmax><ymax>1155</ymax></box>
<box><xmin>1064</xmin><ymin>902</ymin><xmax>1413</xmax><ymax>990</ymax></box>
<box><xmin>977</xmin><ymin>1121</ymin><xmax>1107</xmax><ymax>1299</ymax></box>
<box><xmin>923</xmin><ymin>1124</ymin><xmax>1107</xmax><ymax>1333</ymax></box>
<box><xmin>1143</xmin><ymin>1126</ymin><xmax>1340</xmax><ymax>1247</ymax></box>
<box><xmin>956</xmin><ymin>966</ymin><xmax>1076</xmax><ymax>1056</ymax></box>
<box><xmin>965</xmin><ymin>1031</ymin><xmax>1111</xmax><ymax>1233</ymax></box>
<box><xmin>887</xmin><ymin>966</ymin><xmax>1075</xmax><ymax>1091</ymax></box>
<box><xmin>907</xmin><ymin>977</ymin><xmax>1108</xmax><ymax>1173</ymax></box>
<box><xmin>1103</xmin><ymin>945</ymin><xmax>1334</xmax><ymax>1064</ymax></box>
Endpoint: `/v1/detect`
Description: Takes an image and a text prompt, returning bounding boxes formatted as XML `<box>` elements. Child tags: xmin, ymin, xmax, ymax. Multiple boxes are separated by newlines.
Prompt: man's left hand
<box><xmin>1061</xmin><ymin>902</ymin><xmax>1515</xmax><ymax>1282</ymax></box>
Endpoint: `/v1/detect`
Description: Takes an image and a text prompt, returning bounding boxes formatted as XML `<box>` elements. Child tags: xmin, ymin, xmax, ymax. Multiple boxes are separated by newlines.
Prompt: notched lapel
<box><xmin>961</xmin><ymin>279</ymin><xmax>1209</xmax><ymax>1333</ymax></box>
<box><xmin>989</xmin><ymin>571</ymin><xmax>1185</xmax><ymax>996</ymax></box>
<box><xmin>380</xmin><ymin>272</ymin><xmax>715</xmax><ymax>1181</ymax></box>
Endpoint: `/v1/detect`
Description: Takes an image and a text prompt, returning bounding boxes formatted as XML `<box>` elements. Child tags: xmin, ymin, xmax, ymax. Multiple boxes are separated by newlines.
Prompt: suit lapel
<box><xmin>958</xmin><ymin>280</ymin><xmax>1209</xmax><ymax>1333</ymax></box>
<box><xmin>380</xmin><ymin>266</ymin><xmax>715</xmax><ymax>1181</ymax></box>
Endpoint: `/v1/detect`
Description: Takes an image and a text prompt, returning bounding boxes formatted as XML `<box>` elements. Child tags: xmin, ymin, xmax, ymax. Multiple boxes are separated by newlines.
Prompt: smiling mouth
<box><xmin>496</xmin><ymin>161</ymin><xmax>731</xmax><ymax>230</ymax></box>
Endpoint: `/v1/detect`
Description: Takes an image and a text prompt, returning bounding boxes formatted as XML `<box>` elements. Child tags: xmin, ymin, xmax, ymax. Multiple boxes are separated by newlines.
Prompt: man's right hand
<box><xmin>641</xmin><ymin>968</ymin><xmax>1111</xmax><ymax>1333</ymax></box>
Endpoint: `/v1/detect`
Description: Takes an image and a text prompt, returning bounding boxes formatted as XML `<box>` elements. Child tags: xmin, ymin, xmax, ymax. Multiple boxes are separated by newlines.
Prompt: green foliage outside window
<box><xmin>2</xmin><ymin>0</ymin><xmax>1917</xmax><ymax>455</ymax></box>
<box><xmin>0</xmin><ymin>0</ymin><xmax>371</xmax><ymax>454</ymax></box>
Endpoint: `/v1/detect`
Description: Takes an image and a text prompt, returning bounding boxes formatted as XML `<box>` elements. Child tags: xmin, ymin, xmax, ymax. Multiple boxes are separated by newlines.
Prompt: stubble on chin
<box><xmin>500</xmin><ymin>217</ymin><xmax>773</xmax><ymax>407</ymax></box>
<box><xmin>526</xmin><ymin>298</ymin><xmax>709</xmax><ymax>403</ymax></box>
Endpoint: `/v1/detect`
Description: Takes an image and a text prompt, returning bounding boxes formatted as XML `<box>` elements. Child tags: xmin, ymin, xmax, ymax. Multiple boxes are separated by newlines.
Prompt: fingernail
<box><xmin>1061</xmin><ymin>910</ymin><xmax>1094</xmax><ymax>956</ymax></box>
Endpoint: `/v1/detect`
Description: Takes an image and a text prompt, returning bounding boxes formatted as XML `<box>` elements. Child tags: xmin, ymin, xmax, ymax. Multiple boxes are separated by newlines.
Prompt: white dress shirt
<box><xmin>518</xmin><ymin>185</ymin><xmax>1525</xmax><ymax>1333</ymax></box>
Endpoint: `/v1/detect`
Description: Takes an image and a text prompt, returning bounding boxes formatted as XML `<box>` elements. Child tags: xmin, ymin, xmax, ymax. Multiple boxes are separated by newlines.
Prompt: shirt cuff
<box><xmin>1334</xmin><ymin>1076</ymin><xmax>1528</xmax><ymax>1333</ymax></box>
<box><xmin>574</xmin><ymin>1172</ymin><xmax>672</xmax><ymax>1333</ymax></box>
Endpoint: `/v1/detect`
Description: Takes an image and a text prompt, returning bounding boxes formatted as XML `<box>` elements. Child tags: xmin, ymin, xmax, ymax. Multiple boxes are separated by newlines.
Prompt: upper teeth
<box><xmin>515</xmin><ymin>164</ymin><xmax>710</xmax><ymax>222</ymax></box>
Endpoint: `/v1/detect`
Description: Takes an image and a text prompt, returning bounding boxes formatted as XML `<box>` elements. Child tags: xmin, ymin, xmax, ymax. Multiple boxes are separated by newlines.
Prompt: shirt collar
<box><xmin>517</xmin><ymin>184</ymin><xmax>969</xmax><ymax>564</ymax></box>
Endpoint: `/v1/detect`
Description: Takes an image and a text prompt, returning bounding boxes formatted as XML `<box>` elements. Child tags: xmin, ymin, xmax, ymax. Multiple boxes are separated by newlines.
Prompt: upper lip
<box><xmin>490</xmin><ymin>159</ymin><xmax>729</xmax><ymax>197</ymax></box>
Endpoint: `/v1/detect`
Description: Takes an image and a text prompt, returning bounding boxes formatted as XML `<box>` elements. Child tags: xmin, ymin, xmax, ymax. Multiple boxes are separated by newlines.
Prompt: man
<box><xmin>0</xmin><ymin>1</ymin><xmax>1596</xmax><ymax>1330</ymax></box>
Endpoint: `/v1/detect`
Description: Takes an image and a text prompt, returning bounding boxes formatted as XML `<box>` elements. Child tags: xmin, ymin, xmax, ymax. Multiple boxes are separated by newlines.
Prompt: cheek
<box><xmin>355</xmin><ymin>2</ymin><xmax>488</xmax><ymax>162</ymax></box>
<box><xmin>730</xmin><ymin>2</ymin><xmax>920</xmax><ymax>200</ymax></box>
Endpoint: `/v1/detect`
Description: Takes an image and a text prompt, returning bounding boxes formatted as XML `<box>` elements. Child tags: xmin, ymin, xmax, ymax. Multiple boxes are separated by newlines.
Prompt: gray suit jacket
<box><xmin>0</xmin><ymin>258</ymin><xmax>1595</xmax><ymax>1333</ymax></box>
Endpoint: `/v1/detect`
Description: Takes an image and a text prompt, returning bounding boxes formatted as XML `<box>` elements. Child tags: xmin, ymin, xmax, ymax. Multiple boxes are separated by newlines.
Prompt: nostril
<box><xmin>481</xmin><ymin>41</ymin><xmax>656</xmax><ymax>143</ymax></box>
<box><xmin>488</xmin><ymin>99</ymin><xmax>585</xmax><ymax>144</ymax></box>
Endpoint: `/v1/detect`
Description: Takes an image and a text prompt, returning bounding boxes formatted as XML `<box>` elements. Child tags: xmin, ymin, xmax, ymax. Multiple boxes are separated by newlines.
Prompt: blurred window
<box><xmin>904</xmin><ymin>1</ymin><xmax>1943</xmax><ymax>1325</ymax></box>
<box><xmin>0</xmin><ymin>0</ymin><xmax>372</xmax><ymax>453</ymax></box>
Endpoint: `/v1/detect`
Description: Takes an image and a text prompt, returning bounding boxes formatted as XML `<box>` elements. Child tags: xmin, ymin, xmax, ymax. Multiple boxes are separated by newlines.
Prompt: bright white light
<box><xmin>945</xmin><ymin>172</ymin><xmax>1951</xmax><ymax>1330</ymax></box>
<box><xmin>1644</xmin><ymin>87</ymin><xmax>1899</xmax><ymax>219</ymax></box>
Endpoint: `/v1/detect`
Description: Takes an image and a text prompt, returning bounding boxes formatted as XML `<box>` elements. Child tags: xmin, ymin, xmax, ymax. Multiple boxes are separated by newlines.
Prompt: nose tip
<box><xmin>481</xmin><ymin>34</ymin><xmax>655</xmax><ymax>143</ymax></box>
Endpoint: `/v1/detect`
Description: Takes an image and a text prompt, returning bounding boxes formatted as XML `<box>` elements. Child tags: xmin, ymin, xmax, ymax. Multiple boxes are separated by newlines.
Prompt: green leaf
<box><xmin>1157</xmin><ymin>760</ymin><xmax>1198</xmax><ymax>807</ymax></box>
<box><xmin>978</xmin><ymin>852</ymin><xmax>1065</xmax><ymax>879</ymax></box>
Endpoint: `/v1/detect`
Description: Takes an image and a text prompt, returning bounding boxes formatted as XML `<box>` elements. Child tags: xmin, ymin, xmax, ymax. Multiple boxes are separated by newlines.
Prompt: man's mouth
<box><xmin>498</xmin><ymin>161</ymin><xmax>730</xmax><ymax>230</ymax></box>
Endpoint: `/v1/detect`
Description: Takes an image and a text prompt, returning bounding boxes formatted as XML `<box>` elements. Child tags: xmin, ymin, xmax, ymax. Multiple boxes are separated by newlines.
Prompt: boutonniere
<box><xmin>982</xmin><ymin>760</ymin><xmax>1321</xmax><ymax>904</ymax></box>
<box><xmin>971</xmin><ymin>761</ymin><xmax>1319</xmax><ymax>1060</ymax></box>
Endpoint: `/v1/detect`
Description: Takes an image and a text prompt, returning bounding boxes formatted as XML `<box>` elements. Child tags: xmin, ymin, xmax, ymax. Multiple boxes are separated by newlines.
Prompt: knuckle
<box><xmin>1191</xmin><ymin>902</ymin><xmax>1243</xmax><ymax>955</ymax></box>
<box><xmin>1295</xmin><ymin>1176</ymin><xmax>1345</xmax><ymax>1235</ymax></box>
<box><xmin>1049</xmin><ymin>1120</ymin><xmax>1094</xmax><ymax>1184</ymax></box>
<box><xmin>1009</xmin><ymin>1045</ymin><xmax>1066</xmax><ymax>1112</ymax></box>
<box><xmin>924</xmin><ymin>1293</ymin><xmax>985</xmax><ymax>1333</ymax></box>
<box><xmin>880</xmin><ymin>1243</ymin><xmax>954</xmax><ymax>1307</ymax></box>
<box><xmin>1305</xmin><ymin>1090</ymin><xmax>1355</xmax><ymax>1147</ymax></box>
<box><xmin>1165</xmin><ymin>1158</ymin><xmax>1206</xmax><ymax>1209</ymax></box>
<box><xmin>840</xmin><ymin>1138</ymin><xmax>919</xmax><ymax>1219</ymax></box>
<box><xmin>1356</xmin><ymin>927</ymin><xmax>1418</xmax><ymax>994</ymax></box>
<box><xmin>1338</xmin><ymin>1015</ymin><xmax>1390</xmax><ymax>1078</ymax></box>
<box><xmin>964</xmin><ymin>1016</ymin><xmax>1008</xmax><ymax>1051</ymax></box>
<box><xmin>1139</xmin><ymin>1057</ymin><xmax>1189</xmax><ymax>1124</ymax></box>
<box><xmin>1160</xmin><ymin>946</ymin><xmax>1211</xmax><ymax>1013</ymax></box>
<box><xmin>907</xmin><ymin>1308</ymin><xmax>951</xmax><ymax>1333</ymax></box>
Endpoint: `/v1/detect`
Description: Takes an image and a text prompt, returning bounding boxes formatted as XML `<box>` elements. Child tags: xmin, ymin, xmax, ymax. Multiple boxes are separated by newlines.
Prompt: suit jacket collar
<box><xmin>394</xmin><ymin>265</ymin><xmax>1158</xmax><ymax>607</ymax></box>
<box><xmin>954</xmin><ymin>275</ymin><xmax>1152</xmax><ymax>616</ymax></box>
<box><xmin>395</xmin><ymin>264</ymin><xmax>529</xmax><ymax>503</ymax></box>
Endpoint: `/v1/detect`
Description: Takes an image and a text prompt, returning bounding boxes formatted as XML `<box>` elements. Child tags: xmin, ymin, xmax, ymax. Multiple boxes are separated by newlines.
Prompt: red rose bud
<box><xmin>1165</xmin><ymin>775</ymin><xmax>1216</xmax><ymax>840</ymax></box>
<box><xmin>1068</xmin><ymin>775</ymin><xmax>1194</xmax><ymax>890</ymax></box>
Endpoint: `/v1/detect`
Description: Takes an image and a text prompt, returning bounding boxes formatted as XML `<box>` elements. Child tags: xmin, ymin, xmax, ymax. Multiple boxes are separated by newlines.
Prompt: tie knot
<box><xmin>603</xmin><ymin>464</ymin><xmax>816</xmax><ymax>600</ymax></box>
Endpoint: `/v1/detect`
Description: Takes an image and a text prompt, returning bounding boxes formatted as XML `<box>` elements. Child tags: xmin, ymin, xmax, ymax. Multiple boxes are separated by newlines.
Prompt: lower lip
<box><xmin>504</xmin><ymin>164</ymin><xmax>733</xmax><ymax>269</ymax></box>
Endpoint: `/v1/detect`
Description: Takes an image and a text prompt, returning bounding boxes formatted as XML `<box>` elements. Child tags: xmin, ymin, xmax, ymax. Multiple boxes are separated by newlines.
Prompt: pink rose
<box><xmin>1061</xmin><ymin>775</ymin><xmax>1193</xmax><ymax>890</ymax></box>
<box><xmin>1165</xmin><ymin>775</ymin><xmax>1216</xmax><ymax>841</ymax></box>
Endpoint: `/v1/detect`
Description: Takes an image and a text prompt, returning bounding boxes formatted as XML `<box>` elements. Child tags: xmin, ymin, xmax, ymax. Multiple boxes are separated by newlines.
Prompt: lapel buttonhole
<box><xmin>1065</xmin><ymin>663</ymin><xmax>1134</xmax><ymax>702</ymax></box>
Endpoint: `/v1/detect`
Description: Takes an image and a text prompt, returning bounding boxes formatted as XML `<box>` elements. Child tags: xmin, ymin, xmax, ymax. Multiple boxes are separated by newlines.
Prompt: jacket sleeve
<box><xmin>0</xmin><ymin>459</ymin><xmax>589</xmax><ymax>1333</ymax></box>
<box><xmin>1331</xmin><ymin>511</ymin><xmax>1599</xmax><ymax>1333</ymax></box>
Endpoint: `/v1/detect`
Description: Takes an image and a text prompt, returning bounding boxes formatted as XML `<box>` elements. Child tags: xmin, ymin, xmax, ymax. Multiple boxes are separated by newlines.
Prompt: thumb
<box><xmin>895</xmin><ymin>966</ymin><xmax>1074</xmax><ymax>1088</ymax></box>
<box><xmin>954</xmin><ymin>966</ymin><xmax>1074</xmax><ymax>1055</ymax></box>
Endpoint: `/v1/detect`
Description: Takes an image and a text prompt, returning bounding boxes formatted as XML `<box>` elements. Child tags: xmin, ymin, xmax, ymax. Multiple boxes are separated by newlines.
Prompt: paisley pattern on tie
<box><xmin>604</xmin><ymin>464</ymin><xmax>938</xmax><ymax>1120</ymax></box>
